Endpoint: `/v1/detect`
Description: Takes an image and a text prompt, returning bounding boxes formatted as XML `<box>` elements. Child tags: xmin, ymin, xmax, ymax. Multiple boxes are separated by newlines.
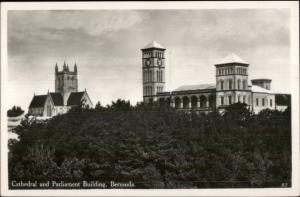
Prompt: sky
<box><xmin>7</xmin><ymin>9</ymin><xmax>291</xmax><ymax>111</ymax></box>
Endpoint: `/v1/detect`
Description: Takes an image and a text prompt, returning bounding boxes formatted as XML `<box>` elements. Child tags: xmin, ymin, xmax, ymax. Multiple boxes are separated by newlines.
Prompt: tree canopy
<box><xmin>8</xmin><ymin>100</ymin><xmax>291</xmax><ymax>188</ymax></box>
<box><xmin>7</xmin><ymin>106</ymin><xmax>24</xmax><ymax>117</ymax></box>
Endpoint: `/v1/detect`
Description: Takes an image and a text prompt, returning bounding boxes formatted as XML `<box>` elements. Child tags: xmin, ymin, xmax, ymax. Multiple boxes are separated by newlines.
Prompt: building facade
<box><xmin>28</xmin><ymin>63</ymin><xmax>92</xmax><ymax>117</ymax></box>
<box><xmin>142</xmin><ymin>41</ymin><xmax>289</xmax><ymax>113</ymax></box>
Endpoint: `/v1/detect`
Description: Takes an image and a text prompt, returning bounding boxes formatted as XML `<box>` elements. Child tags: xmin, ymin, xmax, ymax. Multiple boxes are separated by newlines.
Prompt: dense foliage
<box><xmin>7</xmin><ymin>106</ymin><xmax>24</xmax><ymax>117</ymax></box>
<box><xmin>8</xmin><ymin>100</ymin><xmax>291</xmax><ymax>188</ymax></box>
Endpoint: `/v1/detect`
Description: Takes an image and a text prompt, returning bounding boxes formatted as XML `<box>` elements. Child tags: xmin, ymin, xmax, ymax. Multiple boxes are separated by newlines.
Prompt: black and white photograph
<box><xmin>1</xmin><ymin>1</ymin><xmax>299</xmax><ymax>196</ymax></box>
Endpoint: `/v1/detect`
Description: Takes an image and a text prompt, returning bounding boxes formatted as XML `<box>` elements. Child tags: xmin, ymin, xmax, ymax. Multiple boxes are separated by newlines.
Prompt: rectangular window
<box><xmin>221</xmin><ymin>97</ymin><xmax>224</xmax><ymax>105</ymax></box>
<box><xmin>243</xmin><ymin>96</ymin><xmax>246</xmax><ymax>103</ymax></box>
<box><xmin>228</xmin><ymin>96</ymin><xmax>232</xmax><ymax>105</ymax></box>
<box><xmin>256</xmin><ymin>98</ymin><xmax>259</xmax><ymax>106</ymax></box>
<box><xmin>229</xmin><ymin>80</ymin><xmax>232</xmax><ymax>89</ymax></box>
<box><xmin>270</xmin><ymin>99</ymin><xmax>272</xmax><ymax>107</ymax></box>
<box><xmin>262</xmin><ymin>98</ymin><xmax>265</xmax><ymax>106</ymax></box>
<box><xmin>238</xmin><ymin>95</ymin><xmax>240</xmax><ymax>102</ymax></box>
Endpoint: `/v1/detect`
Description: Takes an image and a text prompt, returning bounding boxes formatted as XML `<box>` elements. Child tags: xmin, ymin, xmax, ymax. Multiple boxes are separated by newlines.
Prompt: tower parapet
<box><xmin>55</xmin><ymin>62</ymin><xmax>78</xmax><ymax>105</ymax></box>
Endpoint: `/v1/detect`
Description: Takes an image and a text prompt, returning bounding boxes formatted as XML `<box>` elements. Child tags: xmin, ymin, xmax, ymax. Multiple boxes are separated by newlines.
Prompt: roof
<box><xmin>173</xmin><ymin>84</ymin><xmax>216</xmax><ymax>91</ymax></box>
<box><xmin>142</xmin><ymin>40</ymin><xmax>165</xmax><ymax>50</ymax></box>
<box><xmin>215</xmin><ymin>53</ymin><xmax>248</xmax><ymax>65</ymax></box>
<box><xmin>251</xmin><ymin>78</ymin><xmax>272</xmax><ymax>82</ymax></box>
<box><xmin>67</xmin><ymin>92</ymin><xmax>85</xmax><ymax>106</ymax></box>
<box><xmin>50</xmin><ymin>93</ymin><xmax>63</xmax><ymax>106</ymax></box>
<box><xmin>251</xmin><ymin>85</ymin><xmax>273</xmax><ymax>94</ymax></box>
<box><xmin>29</xmin><ymin>95</ymin><xmax>48</xmax><ymax>108</ymax></box>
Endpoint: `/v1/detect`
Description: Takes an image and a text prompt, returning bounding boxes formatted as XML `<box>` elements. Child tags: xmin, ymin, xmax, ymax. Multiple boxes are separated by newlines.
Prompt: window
<box><xmin>270</xmin><ymin>99</ymin><xmax>273</xmax><ymax>107</ymax></box>
<box><xmin>237</xmin><ymin>80</ymin><xmax>241</xmax><ymax>90</ymax></box>
<box><xmin>228</xmin><ymin>96</ymin><xmax>232</xmax><ymax>105</ymax></box>
<box><xmin>243</xmin><ymin>80</ymin><xmax>247</xmax><ymax>90</ymax></box>
<box><xmin>243</xmin><ymin>95</ymin><xmax>246</xmax><ymax>103</ymax></box>
<box><xmin>238</xmin><ymin>95</ymin><xmax>240</xmax><ymax>102</ymax></box>
<box><xmin>229</xmin><ymin>79</ymin><xmax>232</xmax><ymax>90</ymax></box>
<box><xmin>221</xmin><ymin>97</ymin><xmax>224</xmax><ymax>105</ymax></box>
<box><xmin>262</xmin><ymin>98</ymin><xmax>265</xmax><ymax>106</ymax></box>
<box><xmin>47</xmin><ymin>105</ymin><xmax>51</xmax><ymax>117</ymax></box>
<box><xmin>220</xmin><ymin>81</ymin><xmax>224</xmax><ymax>90</ymax></box>
<box><xmin>256</xmin><ymin>98</ymin><xmax>259</xmax><ymax>106</ymax></box>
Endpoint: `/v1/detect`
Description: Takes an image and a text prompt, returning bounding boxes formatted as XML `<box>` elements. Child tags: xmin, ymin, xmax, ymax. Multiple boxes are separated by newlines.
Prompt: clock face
<box><xmin>145</xmin><ymin>59</ymin><xmax>151</xmax><ymax>67</ymax></box>
<box><xmin>157</xmin><ymin>58</ymin><xmax>162</xmax><ymax>67</ymax></box>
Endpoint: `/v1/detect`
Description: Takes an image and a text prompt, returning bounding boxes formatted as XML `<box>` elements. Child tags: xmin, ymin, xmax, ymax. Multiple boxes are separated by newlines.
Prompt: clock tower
<box><xmin>141</xmin><ymin>41</ymin><xmax>166</xmax><ymax>103</ymax></box>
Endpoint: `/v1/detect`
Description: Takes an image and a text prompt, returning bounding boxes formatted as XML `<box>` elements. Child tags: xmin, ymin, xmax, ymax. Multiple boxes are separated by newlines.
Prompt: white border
<box><xmin>1</xmin><ymin>1</ymin><xmax>299</xmax><ymax>196</ymax></box>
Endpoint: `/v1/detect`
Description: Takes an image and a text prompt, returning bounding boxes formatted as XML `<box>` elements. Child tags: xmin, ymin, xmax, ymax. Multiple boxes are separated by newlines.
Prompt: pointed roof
<box><xmin>142</xmin><ymin>40</ymin><xmax>165</xmax><ymax>50</ymax></box>
<box><xmin>215</xmin><ymin>53</ymin><xmax>248</xmax><ymax>65</ymax></box>
<box><xmin>67</xmin><ymin>92</ymin><xmax>85</xmax><ymax>106</ymax></box>
<box><xmin>29</xmin><ymin>95</ymin><xmax>48</xmax><ymax>108</ymax></box>
<box><xmin>50</xmin><ymin>93</ymin><xmax>64</xmax><ymax>106</ymax></box>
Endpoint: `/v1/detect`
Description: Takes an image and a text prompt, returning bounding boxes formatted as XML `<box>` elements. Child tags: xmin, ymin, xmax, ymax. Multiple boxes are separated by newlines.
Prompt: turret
<box><xmin>74</xmin><ymin>63</ymin><xmax>77</xmax><ymax>73</ymax></box>
<box><xmin>63</xmin><ymin>61</ymin><xmax>67</xmax><ymax>71</ymax></box>
<box><xmin>55</xmin><ymin>63</ymin><xmax>58</xmax><ymax>74</ymax></box>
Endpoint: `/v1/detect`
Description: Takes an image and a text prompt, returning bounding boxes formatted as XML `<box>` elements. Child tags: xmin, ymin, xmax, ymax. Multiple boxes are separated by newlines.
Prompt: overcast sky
<box><xmin>7</xmin><ymin>9</ymin><xmax>291</xmax><ymax>110</ymax></box>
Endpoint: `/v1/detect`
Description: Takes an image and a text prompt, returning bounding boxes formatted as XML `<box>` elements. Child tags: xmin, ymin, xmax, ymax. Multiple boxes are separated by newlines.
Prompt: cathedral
<box><xmin>28</xmin><ymin>62</ymin><xmax>93</xmax><ymax>117</ymax></box>
<box><xmin>141</xmin><ymin>41</ymin><xmax>289</xmax><ymax>113</ymax></box>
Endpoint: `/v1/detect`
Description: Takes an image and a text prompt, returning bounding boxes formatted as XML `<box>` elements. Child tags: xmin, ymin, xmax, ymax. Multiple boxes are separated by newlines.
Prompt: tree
<box><xmin>7</xmin><ymin>106</ymin><xmax>24</xmax><ymax>117</ymax></box>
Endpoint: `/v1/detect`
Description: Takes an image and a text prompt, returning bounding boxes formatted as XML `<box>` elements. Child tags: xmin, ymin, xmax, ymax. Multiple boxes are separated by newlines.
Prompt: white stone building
<box><xmin>142</xmin><ymin>41</ymin><xmax>290</xmax><ymax>113</ymax></box>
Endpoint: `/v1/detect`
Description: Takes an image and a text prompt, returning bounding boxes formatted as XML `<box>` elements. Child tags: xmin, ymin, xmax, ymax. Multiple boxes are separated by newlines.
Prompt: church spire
<box><xmin>74</xmin><ymin>62</ymin><xmax>77</xmax><ymax>73</ymax></box>
<box><xmin>55</xmin><ymin>63</ymin><xmax>58</xmax><ymax>74</ymax></box>
<box><xmin>63</xmin><ymin>61</ymin><xmax>67</xmax><ymax>71</ymax></box>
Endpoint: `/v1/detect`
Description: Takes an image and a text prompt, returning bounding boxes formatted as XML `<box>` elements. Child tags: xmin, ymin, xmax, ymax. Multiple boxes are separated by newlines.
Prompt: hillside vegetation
<box><xmin>9</xmin><ymin>100</ymin><xmax>291</xmax><ymax>188</ymax></box>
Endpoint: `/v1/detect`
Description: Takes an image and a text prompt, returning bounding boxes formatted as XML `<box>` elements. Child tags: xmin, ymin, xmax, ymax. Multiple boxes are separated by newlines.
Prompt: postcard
<box><xmin>1</xmin><ymin>1</ymin><xmax>299</xmax><ymax>196</ymax></box>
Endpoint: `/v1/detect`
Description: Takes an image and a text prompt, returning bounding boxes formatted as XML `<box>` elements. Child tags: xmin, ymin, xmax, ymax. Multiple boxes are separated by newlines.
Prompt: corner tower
<box><xmin>141</xmin><ymin>41</ymin><xmax>166</xmax><ymax>103</ymax></box>
<box><xmin>215</xmin><ymin>53</ymin><xmax>251</xmax><ymax>108</ymax></box>
<box><xmin>55</xmin><ymin>62</ymin><xmax>78</xmax><ymax>105</ymax></box>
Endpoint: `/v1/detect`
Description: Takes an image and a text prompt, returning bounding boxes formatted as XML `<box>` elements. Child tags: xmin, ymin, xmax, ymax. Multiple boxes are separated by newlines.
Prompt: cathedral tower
<box><xmin>215</xmin><ymin>53</ymin><xmax>251</xmax><ymax>108</ymax></box>
<box><xmin>141</xmin><ymin>41</ymin><xmax>166</xmax><ymax>103</ymax></box>
<box><xmin>55</xmin><ymin>62</ymin><xmax>78</xmax><ymax>105</ymax></box>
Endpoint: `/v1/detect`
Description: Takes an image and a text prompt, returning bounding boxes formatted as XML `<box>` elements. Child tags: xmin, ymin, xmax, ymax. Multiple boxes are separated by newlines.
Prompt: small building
<box><xmin>28</xmin><ymin>62</ymin><xmax>92</xmax><ymax>117</ymax></box>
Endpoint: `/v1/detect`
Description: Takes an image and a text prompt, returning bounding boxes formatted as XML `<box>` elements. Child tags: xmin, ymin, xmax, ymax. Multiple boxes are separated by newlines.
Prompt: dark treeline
<box><xmin>8</xmin><ymin>100</ymin><xmax>291</xmax><ymax>188</ymax></box>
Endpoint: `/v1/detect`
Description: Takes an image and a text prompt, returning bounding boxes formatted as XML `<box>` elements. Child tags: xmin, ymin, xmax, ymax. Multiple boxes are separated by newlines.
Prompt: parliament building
<box><xmin>141</xmin><ymin>41</ymin><xmax>289</xmax><ymax>113</ymax></box>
